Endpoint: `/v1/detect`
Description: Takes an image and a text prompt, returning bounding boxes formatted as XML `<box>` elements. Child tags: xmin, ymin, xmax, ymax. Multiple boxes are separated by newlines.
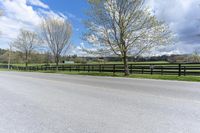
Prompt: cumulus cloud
<box><xmin>147</xmin><ymin>0</ymin><xmax>200</xmax><ymax>54</ymax></box>
<box><xmin>0</xmin><ymin>0</ymin><xmax>66</xmax><ymax>48</ymax></box>
<box><xmin>83</xmin><ymin>0</ymin><xmax>200</xmax><ymax>56</ymax></box>
<box><xmin>0</xmin><ymin>0</ymin><xmax>199</xmax><ymax>56</ymax></box>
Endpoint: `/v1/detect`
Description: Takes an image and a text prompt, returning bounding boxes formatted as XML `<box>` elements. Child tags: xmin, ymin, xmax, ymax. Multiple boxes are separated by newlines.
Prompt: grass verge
<box><xmin>0</xmin><ymin>68</ymin><xmax>8</xmax><ymax>71</ymax></box>
<box><xmin>38</xmin><ymin>70</ymin><xmax>200</xmax><ymax>82</ymax></box>
<box><xmin>1</xmin><ymin>68</ymin><xmax>199</xmax><ymax>82</ymax></box>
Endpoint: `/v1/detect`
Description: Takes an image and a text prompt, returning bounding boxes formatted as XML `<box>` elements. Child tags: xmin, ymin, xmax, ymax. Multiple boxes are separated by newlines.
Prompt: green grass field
<box><xmin>88</xmin><ymin>61</ymin><xmax>169</xmax><ymax>64</ymax></box>
<box><xmin>2</xmin><ymin>61</ymin><xmax>170</xmax><ymax>67</ymax></box>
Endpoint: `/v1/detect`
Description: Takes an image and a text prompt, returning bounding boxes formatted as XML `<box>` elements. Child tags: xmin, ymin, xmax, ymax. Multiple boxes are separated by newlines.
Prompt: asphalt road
<box><xmin>0</xmin><ymin>71</ymin><xmax>200</xmax><ymax>133</ymax></box>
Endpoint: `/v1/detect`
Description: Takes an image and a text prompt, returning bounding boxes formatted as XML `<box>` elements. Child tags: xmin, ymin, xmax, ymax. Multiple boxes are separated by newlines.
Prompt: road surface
<box><xmin>0</xmin><ymin>71</ymin><xmax>200</xmax><ymax>133</ymax></box>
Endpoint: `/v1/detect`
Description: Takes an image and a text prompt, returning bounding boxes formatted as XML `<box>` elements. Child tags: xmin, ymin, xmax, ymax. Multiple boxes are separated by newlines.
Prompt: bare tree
<box><xmin>13</xmin><ymin>29</ymin><xmax>40</xmax><ymax>69</ymax></box>
<box><xmin>8</xmin><ymin>43</ymin><xmax>13</xmax><ymax>70</ymax></box>
<box><xmin>191</xmin><ymin>48</ymin><xmax>200</xmax><ymax>63</ymax></box>
<box><xmin>41</xmin><ymin>18</ymin><xmax>72</xmax><ymax>71</ymax></box>
<box><xmin>84</xmin><ymin>0</ymin><xmax>173</xmax><ymax>76</ymax></box>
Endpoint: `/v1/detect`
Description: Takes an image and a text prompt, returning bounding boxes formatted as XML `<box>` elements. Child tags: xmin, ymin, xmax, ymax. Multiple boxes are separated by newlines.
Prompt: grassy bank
<box><xmin>39</xmin><ymin>70</ymin><xmax>200</xmax><ymax>82</ymax></box>
<box><xmin>0</xmin><ymin>68</ymin><xmax>8</xmax><ymax>71</ymax></box>
<box><xmin>1</xmin><ymin>68</ymin><xmax>199</xmax><ymax>82</ymax></box>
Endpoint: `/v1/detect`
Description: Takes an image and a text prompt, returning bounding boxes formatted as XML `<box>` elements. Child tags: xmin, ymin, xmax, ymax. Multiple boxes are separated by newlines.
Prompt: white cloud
<box><xmin>1</xmin><ymin>0</ymin><xmax>41</xmax><ymax>25</ymax></box>
<box><xmin>65</xmin><ymin>12</ymin><xmax>82</xmax><ymax>22</ymax></box>
<box><xmin>67</xmin><ymin>44</ymin><xmax>87</xmax><ymax>56</ymax></box>
<box><xmin>1</xmin><ymin>0</ymin><xmax>199</xmax><ymax>56</ymax></box>
<box><xmin>147</xmin><ymin>0</ymin><xmax>200</xmax><ymax>54</ymax></box>
<box><xmin>28</xmin><ymin>0</ymin><xmax>49</xmax><ymax>9</ymax></box>
<box><xmin>0</xmin><ymin>0</ymin><xmax>66</xmax><ymax>49</ymax></box>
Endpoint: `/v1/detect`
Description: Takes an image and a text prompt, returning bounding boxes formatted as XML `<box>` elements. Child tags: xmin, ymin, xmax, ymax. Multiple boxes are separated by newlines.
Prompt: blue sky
<box><xmin>0</xmin><ymin>0</ymin><xmax>200</xmax><ymax>55</ymax></box>
<box><xmin>0</xmin><ymin>0</ymin><xmax>90</xmax><ymax>55</ymax></box>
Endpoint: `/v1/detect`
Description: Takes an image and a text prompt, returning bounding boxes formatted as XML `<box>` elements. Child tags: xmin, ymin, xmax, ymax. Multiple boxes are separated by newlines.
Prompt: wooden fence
<box><xmin>2</xmin><ymin>63</ymin><xmax>200</xmax><ymax>76</ymax></box>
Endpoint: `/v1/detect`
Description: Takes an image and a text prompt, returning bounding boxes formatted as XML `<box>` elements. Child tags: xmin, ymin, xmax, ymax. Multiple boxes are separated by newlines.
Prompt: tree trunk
<box><xmin>56</xmin><ymin>61</ymin><xmax>59</xmax><ymax>71</ymax></box>
<box><xmin>8</xmin><ymin>48</ymin><xmax>11</xmax><ymax>70</ymax></box>
<box><xmin>25</xmin><ymin>62</ymin><xmax>28</xmax><ymax>70</ymax></box>
<box><xmin>122</xmin><ymin>52</ymin><xmax>130</xmax><ymax>76</ymax></box>
<box><xmin>55</xmin><ymin>56</ymin><xmax>59</xmax><ymax>71</ymax></box>
<box><xmin>25</xmin><ymin>52</ymin><xmax>28</xmax><ymax>70</ymax></box>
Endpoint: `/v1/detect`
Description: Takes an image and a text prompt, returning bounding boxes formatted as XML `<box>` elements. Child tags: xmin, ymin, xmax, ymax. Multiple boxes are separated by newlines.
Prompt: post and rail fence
<box><xmin>1</xmin><ymin>63</ymin><xmax>200</xmax><ymax>76</ymax></box>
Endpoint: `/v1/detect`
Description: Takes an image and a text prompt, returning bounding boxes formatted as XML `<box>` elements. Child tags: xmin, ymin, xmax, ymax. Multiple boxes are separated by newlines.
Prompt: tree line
<box><xmin>1</xmin><ymin>49</ymin><xmax>199</xmax><ymax>65</ymax></box>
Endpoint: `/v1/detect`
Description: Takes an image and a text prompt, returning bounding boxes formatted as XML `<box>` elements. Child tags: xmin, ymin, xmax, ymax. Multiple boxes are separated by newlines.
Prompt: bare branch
<box><xmin>12</xmin><ymin>29</ymin><xmax>40</xmax><ymax>68</ymax></box>
<box><xmin>84</xmin><ymin>0</ymin><xmax>173</xmax><ymax>75</ymax></box>
<box><xmin>40</xmin><ymin>17</ymin><xmax>72</xmax><ymax>69</ymax></box>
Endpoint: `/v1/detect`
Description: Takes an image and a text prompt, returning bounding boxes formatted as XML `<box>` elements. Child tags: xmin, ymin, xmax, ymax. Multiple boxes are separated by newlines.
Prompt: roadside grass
<box><xmin>1</xmin><ymin>67</ymin><xmax>200</xmax><ymax>82</ymax></box>
<box><xmin>38</xmin><ymin>70</ymin><xmax>200</xmax><ymax>82</ymax></box>
<box><xmin>0</xmin><ymin>68</ymin><xmax>7</xmax><ymax>71</ymax></box>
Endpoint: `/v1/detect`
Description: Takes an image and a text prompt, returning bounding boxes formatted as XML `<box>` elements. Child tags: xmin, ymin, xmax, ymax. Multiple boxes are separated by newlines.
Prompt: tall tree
<box><xmin>84</xmin><ymin>0</ymin><xmax>173</xmax><ymax>76</ymax></box>
<box><xmin>41</xmin><ymin>18</ymin><xmax>72</xmax><ymax>70</ymax></box>
<box><xmin>13</xmin><ymin>29</ymin><xmax>40</xmax><ymax>69</ymax></box>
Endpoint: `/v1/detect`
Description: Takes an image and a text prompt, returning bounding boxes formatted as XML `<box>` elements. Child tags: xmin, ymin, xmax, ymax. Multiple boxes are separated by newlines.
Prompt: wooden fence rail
<box><xmin>1</xmin><ymin>63</ymin><xmax>200</xmax><ymax>76</ymax></box>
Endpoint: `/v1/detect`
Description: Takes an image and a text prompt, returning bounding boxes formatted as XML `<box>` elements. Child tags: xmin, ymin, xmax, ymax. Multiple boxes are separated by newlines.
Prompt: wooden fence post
<box><xmin>178</xmin><ymin>64</ymin><xmax>181</xmax><ymax>76</ymax></box>
<box><xmin>70</xmin><ymin>66</ymin><xmax>72</xmax><ymax>72</ymax></box>
<box><xmin>99</xmin><ymin>65</ymin><xmax>101</xmax><ymax>72</ymax></box>
<box><xmin>184</xmin><ymin>66</ymin><xmax>186</xmax><ymax>76</ymax></box>
<box><xmin>142</xmin><ymin>67</ymin><xmax>144</xmax><ymax>74</ymax></box>
<box><xmin>130</xmin><ymin>64</ymin><xmax>133</xmax><ymax>74</ymax></box>
<box><xmin>84</xmin><ymin>65</ymin><xmax>86</xmax><ymax>71</ymax></box>
<box><xmin>75</xmin><ymin>66</ymin><xmax>77</xmax><ymax>72</ymax></box>
<box><xmin>88</xmin><ymin>65</ymin><xmax>90</xmax><ymax>72</ymax></box>
<box><xmin>113</xmin><ymin>64</ymin><xmax>116</xmax><ymax>74</ymax></box>
<box><xmin>151</xmin><ymin>68</ymin><xmax>153</xmax><ymax>75</ymax></box>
